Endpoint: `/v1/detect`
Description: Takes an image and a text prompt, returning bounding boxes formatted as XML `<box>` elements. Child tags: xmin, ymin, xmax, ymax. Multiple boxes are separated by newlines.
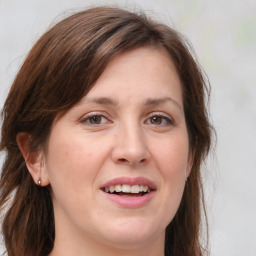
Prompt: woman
<box><xmin>0</xmin><ymin>6</ymin><xmax>213</xmax><ymax>256</ymax></box>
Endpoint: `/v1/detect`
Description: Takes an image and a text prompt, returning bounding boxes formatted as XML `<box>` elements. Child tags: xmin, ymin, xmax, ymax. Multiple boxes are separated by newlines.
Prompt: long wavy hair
<box><xmin>0</xmin><ymin>6</ymin><xmax>213</xmax><ymax>256</ymax></box>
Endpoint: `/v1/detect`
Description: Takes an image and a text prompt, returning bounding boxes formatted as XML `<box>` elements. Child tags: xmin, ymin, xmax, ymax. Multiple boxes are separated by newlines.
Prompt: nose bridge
<box><xmin>112</xmin><ymin>118</ymin><xmax>149</xmax><ymax>166</ymax></box>
<box><xmin>123</xmin><ymin>121</ymin><xmax>144</xmax><ymax>151</ymax></box>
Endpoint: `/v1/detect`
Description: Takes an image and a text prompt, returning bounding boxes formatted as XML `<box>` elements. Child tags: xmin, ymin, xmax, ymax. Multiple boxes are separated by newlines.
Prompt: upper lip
<box><xmin>101</xmin><ymin>176</ymin><xmax>157</xmax><ymax>190</ymax></box>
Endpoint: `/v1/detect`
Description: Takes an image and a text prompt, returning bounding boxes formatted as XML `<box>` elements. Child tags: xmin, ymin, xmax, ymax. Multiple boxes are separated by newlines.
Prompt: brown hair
<box><xmin>0</xmin><ymin>6</ymin><xmax>213</xmax><ymax>256</ymax></box>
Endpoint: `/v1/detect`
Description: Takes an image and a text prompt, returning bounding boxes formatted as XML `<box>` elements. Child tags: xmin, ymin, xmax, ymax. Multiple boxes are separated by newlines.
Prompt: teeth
<box><xmin>122</xmin><ymin>184</ymin><xmax>131</xmax><ymax>193</ymax></box>
<box><xmin>140</xmin><ymin>185</ymin><xmax>148</xmax><ymax>192</ymax></box>
<box><xmin>131</xmin><ymin>185</ymin><xmax>140</xmax><ymax>193</ymax></box>
<box><xmin>115</xmin><ymin>184</ymin><xmax>122</xmax><ymax>192</ymax></box>
<box><xmin>104</xmin><ymin>184</ymin><xmax>150</xmax><ymax>193</ymax></box>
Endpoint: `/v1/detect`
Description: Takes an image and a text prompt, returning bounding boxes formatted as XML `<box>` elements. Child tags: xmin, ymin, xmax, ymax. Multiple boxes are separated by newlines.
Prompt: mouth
<box><xmin>101</xmin><ymin>184</ymin><xmax>153</xmax><ymax>197</ymax></box>
<box><xmin>100</xmin><ymin>176</ymin><xmax>157</xmax><ymax>198</ymax></box>
<box><xmin>100</xmin><ymin>177</ymin><xmax>156</xmax><ymax>207</ymax></box>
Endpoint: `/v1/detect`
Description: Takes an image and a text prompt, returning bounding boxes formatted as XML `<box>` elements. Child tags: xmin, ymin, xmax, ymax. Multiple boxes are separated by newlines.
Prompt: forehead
<box><xmin>83</xmin><ymin>46</ymin><xmax>183</xmax><ymax>105</ymax></box>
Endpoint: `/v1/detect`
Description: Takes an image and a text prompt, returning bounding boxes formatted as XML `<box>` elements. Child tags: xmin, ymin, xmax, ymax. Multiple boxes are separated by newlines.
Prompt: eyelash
<box><xmin>80</xmin><ymin>112</ymin><xmax>174</xmax><ymax>127</ymax></box>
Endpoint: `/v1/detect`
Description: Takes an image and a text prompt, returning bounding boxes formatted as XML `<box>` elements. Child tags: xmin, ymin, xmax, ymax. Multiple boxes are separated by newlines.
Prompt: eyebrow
<box><xmin>84</xmin><ymin>97</ymin><xmax>118</xmax><ymax>105</ymax></box>
<box><xmin>83</xmin><ymin>96</ymin><xmax>182</xmax><ymax>110</ymax></box>
<box><xmin>145</xmin><ymin>97</ymin><xmax>182</xmax><ymax>111</ymax></box>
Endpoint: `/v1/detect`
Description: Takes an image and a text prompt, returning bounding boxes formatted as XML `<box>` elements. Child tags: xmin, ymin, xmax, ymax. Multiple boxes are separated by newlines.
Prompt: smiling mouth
<box><xmin>101</xmin><ymin>184</ymin><xmax>153</xmax><ymax>197</ymax></box>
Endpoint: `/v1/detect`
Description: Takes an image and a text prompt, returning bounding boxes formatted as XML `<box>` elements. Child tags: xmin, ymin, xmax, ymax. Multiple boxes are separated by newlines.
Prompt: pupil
<box><xmin>90</xmin><ymin>116</ymin><xmax>101</xmax><ymax>124</ymax></box>
<box><xmin>151</xmin><ymin>116</ymin><xmax>162</xmax><ymax>124</ymax></box>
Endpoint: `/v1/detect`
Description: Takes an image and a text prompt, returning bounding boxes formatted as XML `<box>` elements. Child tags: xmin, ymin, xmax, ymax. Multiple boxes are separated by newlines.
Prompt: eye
<box><xmin>88</xmin><ymin>115</ymin><xmax>104</xmax><ymax>124</ymax></box>
<box><xmin>145</xmin><ymin>113</ymin><xmax>173</xmax><ymax>127</ymax></box>
<box><xmin>81</xmin><ymin>114</ymin><xmax>109</xmax><ymax>125</ymax></box>
<box><xmin>150</xmin><ymin>116</ymin><xmax>164</xmax><ymax>125</ymax></box>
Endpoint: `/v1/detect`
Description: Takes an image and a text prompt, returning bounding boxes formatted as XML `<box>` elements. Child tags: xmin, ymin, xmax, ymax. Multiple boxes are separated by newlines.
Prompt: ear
<box><xmin>16</xmin><ymin>132</ymin><xmax>50</xmax><ymax>186</ymax></box>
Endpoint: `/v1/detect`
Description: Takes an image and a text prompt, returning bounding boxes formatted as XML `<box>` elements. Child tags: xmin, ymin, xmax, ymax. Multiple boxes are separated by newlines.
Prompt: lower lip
<box><xmin>101</xmin><ymin>190</ymin><xmax>156</xmax><ymax>208</ymax></box>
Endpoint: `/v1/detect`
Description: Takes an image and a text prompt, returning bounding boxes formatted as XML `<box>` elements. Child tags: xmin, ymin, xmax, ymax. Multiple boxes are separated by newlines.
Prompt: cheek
<box><xmin>152</xmin><ymin>134</ymin><xmax>189</xmax><ymax>219</ymax></box>
<box><xmin>44</xmin><ymin>128</ymin><xmax>113</xmax><ymax>196</ymax></box>
<box><xmin>45</xmin><ymin>132</ymin><xmax>93</xmax><ymax>192</ymax></box>
<box><xmin>155</xmin><ymin>134</ymin><xmax>190</xmax><ymax>177</ymax></box>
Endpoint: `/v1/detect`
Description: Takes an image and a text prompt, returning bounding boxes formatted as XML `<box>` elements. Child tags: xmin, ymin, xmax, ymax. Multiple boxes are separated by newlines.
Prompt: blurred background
<box><xmin>0</xmin><ymin>0</ymin><xmax>255</xmax><ymax>255</ymax></box>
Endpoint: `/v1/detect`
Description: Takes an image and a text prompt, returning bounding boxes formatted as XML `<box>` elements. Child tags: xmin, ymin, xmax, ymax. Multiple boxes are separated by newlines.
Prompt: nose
<box><xmin>111</xmin><ymin>123</ymin><xmax>150</xmax><ymax>167</ymax></box>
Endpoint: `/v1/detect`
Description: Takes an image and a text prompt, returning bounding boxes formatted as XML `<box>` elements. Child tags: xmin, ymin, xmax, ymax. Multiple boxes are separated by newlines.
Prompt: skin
<box><xmin>18</xmin><ymin>46</ymin><xmax>193</xmax><ymax>256</ymax></box>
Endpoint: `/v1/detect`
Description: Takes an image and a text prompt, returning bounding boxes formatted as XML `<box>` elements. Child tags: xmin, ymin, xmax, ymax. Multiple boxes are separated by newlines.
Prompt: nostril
<box><xmin>117</xmin><ymin>157</ymin><xmax>147</xmax><ymax>165</ymax></box>
<box><xmin>119</xmin><ymin>158</ymin><xmax>128</xmax><ymax>163</ymax></box>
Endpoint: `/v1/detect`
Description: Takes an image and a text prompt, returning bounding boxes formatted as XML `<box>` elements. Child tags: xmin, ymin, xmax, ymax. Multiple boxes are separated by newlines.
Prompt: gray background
<box><xmin>1</xmin><ymin>0</ymin><xmax>256</xmax><ymax>255</ymax></box>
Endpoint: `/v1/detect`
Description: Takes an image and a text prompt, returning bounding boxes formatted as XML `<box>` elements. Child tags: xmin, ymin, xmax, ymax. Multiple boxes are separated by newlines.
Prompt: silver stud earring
<box><xmin>38</xmin><ymin>179</ymin><xmax>42</xmax><ymax>186</ymax></box>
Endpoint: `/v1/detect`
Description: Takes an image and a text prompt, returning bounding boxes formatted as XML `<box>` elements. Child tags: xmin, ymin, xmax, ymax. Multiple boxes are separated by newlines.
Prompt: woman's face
<box><xmin>42</xmin><ymin>47</ymin><xmax>192</xmax><ymax>251</ymax></box>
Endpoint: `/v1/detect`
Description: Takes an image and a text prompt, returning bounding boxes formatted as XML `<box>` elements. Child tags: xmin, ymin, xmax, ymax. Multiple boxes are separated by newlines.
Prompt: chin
<box><xmin>98</xmin><ymin>218</ymin><xmax>164</xmax><ymax>249</ymax></box>
<box><xmin>102</xmin><ymin>232</ymin><xmax>156</xmax><ymax>250</ymax></box>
